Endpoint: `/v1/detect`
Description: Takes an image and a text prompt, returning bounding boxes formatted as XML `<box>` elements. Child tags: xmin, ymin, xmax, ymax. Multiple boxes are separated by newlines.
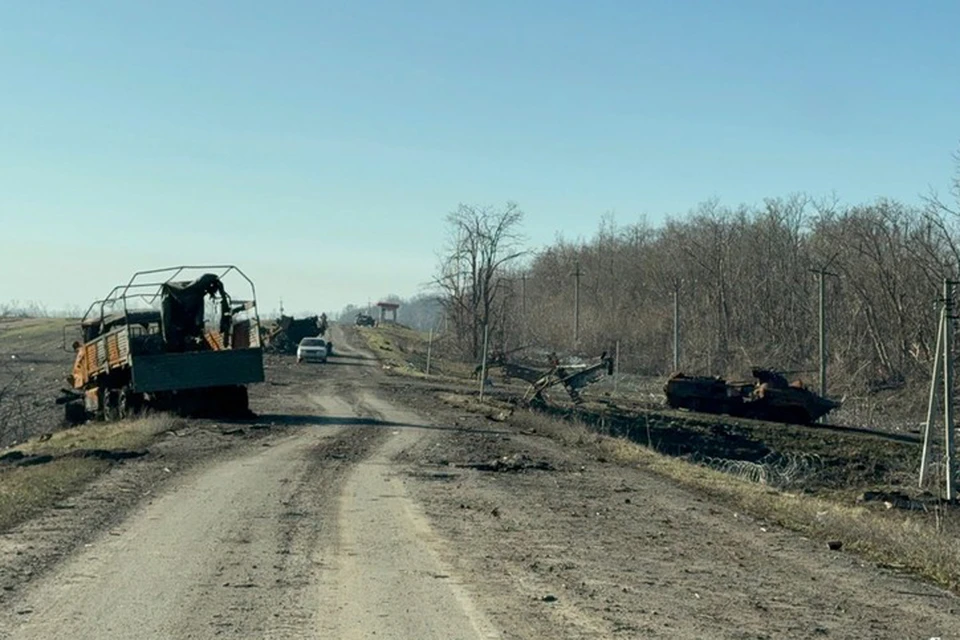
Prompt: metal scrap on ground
<box><xmin>487</xmin><ymin>350</ymin><xmax>615</xmax><ymax>407</ymax></box>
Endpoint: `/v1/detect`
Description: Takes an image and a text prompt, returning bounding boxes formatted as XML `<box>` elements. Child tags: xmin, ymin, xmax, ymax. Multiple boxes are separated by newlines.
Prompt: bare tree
<box><xmin>434</xmin><ymin>203</ymin><xmax>526</xmax><ymax>359</ymax></box>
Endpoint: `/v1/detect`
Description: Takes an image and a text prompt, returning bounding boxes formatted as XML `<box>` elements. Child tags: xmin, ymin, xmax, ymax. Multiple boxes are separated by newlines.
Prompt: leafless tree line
<box><xmin>518</xmin><ymin>195</ymin><xmax>960</xmax><ymax>396</ymax></box>
<box><xmin>0</xmin><ymin>301</ymin><xmax>86</xmax><ymax>318</ymax></box>
<box><xmin>434</xmin><ymin>153</ymin><xmax>960</xmax><ymax>405</ymax></box>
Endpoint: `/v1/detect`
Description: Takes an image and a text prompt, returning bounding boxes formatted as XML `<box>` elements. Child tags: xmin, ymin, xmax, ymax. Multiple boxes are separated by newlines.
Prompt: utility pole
<box><xmin>479</xmin><ymin>323</ymin><xmax>490</xmax><ymax>401</ymax></box>
<box><xmin>944</xmin><ymin>279</ymin><xmax>956</xmax><ymax>501</ymax></box>
<box><xmin>499</xmin><ymin>280</ymin><xmax>508</xmax><ymax>351</ymax></box>
<box><xmin>672</xmin><ymin>279</ymin><xmax>680</xmax><ymax>372</ymax></box>
<box><xmin>520</xmin><ymin>272</ymin><xmax>527</xmax><ymax>345</ymax></box>
<box><xmin>920</xmin><ymin>278</ymin><xmax>958</xmax><ymax>502</ymax></box>
<box><xmin>921</xmin><ymin>302</ymin><xmax>945</xmax><ymax>486</ymax></box>
<box><xmin>572</xmin><ymin>261</ymin><xmax>583</xmax><ymax>347</ymax></box>
<box><xmin>425</xmin><ymin>327</ymin><xmax>433</xmax><ymax>376</ymax></box>
<box><xmin>521</xmin><ymin>273</ymin><xmax>527</xmax><ymax>319</ymax></box>
<box><xmin>614</xmin><ymin>340</ymin><xmax>621</xmax><ymax>395</ymax></box>
<box><xmin>810</xmin><ymin>267</ymin><xmax>839</xmax><ymax>402</ymax></box>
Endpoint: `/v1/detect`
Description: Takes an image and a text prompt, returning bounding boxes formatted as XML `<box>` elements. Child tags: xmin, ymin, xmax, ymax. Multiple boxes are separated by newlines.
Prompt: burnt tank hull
<box><xmin>664</xmin><ymin>369</ymin><xmax>840</xmax><ymax>425</ymax></box>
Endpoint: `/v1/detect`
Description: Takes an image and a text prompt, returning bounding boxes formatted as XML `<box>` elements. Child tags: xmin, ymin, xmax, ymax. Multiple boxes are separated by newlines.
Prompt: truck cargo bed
<box><xmin>130</xmin><ymin>348</ymin><xmax>264</xmax><ymax>393</ymax></box>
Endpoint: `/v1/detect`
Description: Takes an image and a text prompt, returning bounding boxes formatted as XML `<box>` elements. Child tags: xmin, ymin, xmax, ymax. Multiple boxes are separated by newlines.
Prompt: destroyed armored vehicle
<box><xmin>664</xmin><ymin>368</ymin><xmax>840</xmax><ymax>425</ymax></box>
<box><xmin>59</xmin><ymin>266</ymin><xmax>265</xmax><ymax>422</ymax></box>
<box><xmin>263</xmin><ymin>314</ymin><xmax>326</xmax><ymax>353</ymax></box>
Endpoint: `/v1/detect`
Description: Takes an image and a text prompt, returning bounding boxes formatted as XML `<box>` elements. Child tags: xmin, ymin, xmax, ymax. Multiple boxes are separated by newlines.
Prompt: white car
<box><xmin>296</xmin><ymin>337</ymin><xmax>328</xmax><ymax>363</ymax></box>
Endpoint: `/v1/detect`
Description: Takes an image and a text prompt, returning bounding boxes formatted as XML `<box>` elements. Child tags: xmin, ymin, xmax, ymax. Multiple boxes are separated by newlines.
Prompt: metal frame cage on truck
<box><xmin>59</xmin><ymin>265</ymin><xmax>265</xmax><ymax>423</ymax></box>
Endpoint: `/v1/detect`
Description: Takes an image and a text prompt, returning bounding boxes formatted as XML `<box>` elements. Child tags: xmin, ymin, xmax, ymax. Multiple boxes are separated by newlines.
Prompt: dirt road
<box><xmin>1</xmin><ymin>325</ymin><xmax>958</xmax><ymax>638</ymax></box>
<box><xmin>0</xmin><ymin>330</ymin><xmax>498</xmax><ymax>639</ymax></box>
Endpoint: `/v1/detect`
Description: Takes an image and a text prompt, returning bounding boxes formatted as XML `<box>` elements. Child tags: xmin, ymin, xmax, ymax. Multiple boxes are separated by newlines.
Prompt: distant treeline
<box><xmin>514</xmin><ymin>193</ymin><xmax>958</xmax><ymax>399</ymax></box>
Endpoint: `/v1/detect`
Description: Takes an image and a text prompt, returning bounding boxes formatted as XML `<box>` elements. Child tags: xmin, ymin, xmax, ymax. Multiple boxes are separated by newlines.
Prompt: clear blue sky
<box><xmin>2</xmin><ymin>0</ymin><xmax>958</xmax><ymax>315</ymax></box>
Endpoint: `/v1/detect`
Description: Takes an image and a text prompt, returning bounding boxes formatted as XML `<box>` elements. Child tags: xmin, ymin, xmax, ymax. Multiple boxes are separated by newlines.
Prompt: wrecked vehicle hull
<box><xmin>60</xmin><ymin>265</ymin><xmax>265</xmax><ymax>423</ymax></box>
<box><xmin>664</xmin><ymin>369</ymin><xmax>841</xmax><ymax>425</ymax></box>
<box><xmin>263</xmin><ymin>314</ymin><xmax>327</xmax><ymax>354</ymax></box>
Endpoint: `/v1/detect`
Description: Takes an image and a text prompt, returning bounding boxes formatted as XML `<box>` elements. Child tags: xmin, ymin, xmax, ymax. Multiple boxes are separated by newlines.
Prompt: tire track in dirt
<box><xmin>314</xmin><ymin>390</ymin><xmax>502</xmax><ymax>639</ymax></box>
<box><xmin>0</xmin><ymin>395</ymin><xmax>389</xmax><ymax>639</ymax></box>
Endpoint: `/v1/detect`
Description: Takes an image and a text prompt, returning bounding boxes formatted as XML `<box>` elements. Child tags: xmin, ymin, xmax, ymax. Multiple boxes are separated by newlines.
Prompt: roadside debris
<box><xmin>459</xmin><ymin>453</ymin><xmax>554</xmax><ymax>473</ymax></box>
<box><xmin>487</xmin><ymin>351</ymin><xmax>615</xmax><ymax>407</ymax></box>
<box><xmin>0</xmin><ymin>448</ymin><xmax>147</xmax><ymax>468</ymax></box>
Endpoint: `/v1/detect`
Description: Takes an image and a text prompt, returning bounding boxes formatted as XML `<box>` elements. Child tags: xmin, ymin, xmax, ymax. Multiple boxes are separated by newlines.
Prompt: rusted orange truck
<box><xmin>59</xmin><ymin>266</ymin><xmax>264</xmax><ymax>422</ymax></box>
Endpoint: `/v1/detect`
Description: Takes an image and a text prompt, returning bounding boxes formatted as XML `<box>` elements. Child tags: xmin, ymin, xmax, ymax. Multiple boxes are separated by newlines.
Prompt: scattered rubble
<box><xmin>459</xmin><ymin>453</ymin><xmax>555</xmax><ymax>473</ymax></box>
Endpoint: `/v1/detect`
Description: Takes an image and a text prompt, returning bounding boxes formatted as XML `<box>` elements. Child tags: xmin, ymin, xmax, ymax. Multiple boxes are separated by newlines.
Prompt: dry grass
<box><xmin>0</xmin><ymin>457</ymin><xmax>110</xmax><ymax>532</ymax></box>
<box><xmin>0</xmin><ymin>415</ymin><xmax>177</xmax><ymax>532</ymax></box>
<box><xmin>0</xmin><ymin>317</ymin><xmax>71</xmax><ymax>342</ymax></box>
<box><xmin>508</xmin><ymin>408</ymin><xmax>960</xmax><ymax>593</ymax></box>
<box><xmin>12</xmin><ymin>415</ymin><xmax>176</xmax><ymax>456</ymax></box>
<box><xmin>356</xmin><ymin>325</ymin><xmax>474</xmax><ymax>380</ymax></box>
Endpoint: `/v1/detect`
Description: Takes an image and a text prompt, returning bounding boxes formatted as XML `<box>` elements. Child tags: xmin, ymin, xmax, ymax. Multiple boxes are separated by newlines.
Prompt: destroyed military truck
<box><xmin>663</xmin><ymin>368</ymin><xmax>840</xmax><ymax>425</ymax></box>
<box><xmin>58</xmin><ymin>266</ymin><xmax>265</xmax><ymax>423</ymax></box>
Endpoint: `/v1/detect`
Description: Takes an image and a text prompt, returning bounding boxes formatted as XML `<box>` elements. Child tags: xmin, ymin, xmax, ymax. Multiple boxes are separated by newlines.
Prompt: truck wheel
<box><xmin>119</xmin><ymin>388</ymin><xmax>144</xmax><ymax>419</ymax></box>
<box><xmin>104</xmin><ymin>389</ymin><xmax>122</xmax><ymax>421</ymax></box>
<box><xmin>64</xmin><ymin>401</ymin><xmax>87</xmax><ymax>425</ymax></box>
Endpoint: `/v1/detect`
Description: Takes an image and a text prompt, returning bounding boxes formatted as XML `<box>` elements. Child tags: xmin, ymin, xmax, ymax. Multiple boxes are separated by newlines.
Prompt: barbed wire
<box><xmin>691</xmin><ymin>451</ymin><xmax>824</xmax><ymax>488</ymax></box>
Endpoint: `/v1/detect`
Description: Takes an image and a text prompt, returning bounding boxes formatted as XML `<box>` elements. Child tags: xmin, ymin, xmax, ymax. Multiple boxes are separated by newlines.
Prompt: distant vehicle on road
<box><xmin>297</xmin><ymin>337</ymin><xmax>328</xmax><ymax>363</ymax></box>
<box><xmin>355</xmin><ymin>313</ymin><xmax>376</xmax><ymax>327</ymax></box>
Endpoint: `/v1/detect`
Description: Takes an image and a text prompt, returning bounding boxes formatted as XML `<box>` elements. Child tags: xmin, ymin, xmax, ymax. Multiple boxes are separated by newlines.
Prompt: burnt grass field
<box><xmin>537</xmin><ymin>395</ymin><xmax>922</xmax><ymax>497</ymax></box>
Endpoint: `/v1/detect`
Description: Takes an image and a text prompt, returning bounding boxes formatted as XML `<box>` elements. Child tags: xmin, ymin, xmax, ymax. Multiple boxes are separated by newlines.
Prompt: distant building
<box><xmin>376</xmin><ymin>301</ymin><xmax>400</xmax><ymax>324</ymax></box>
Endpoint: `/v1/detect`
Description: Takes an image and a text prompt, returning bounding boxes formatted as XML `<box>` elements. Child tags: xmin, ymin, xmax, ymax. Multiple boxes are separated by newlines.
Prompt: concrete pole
<box><xmin>672</xmin><ymin>281</ymin><xmax>680</xmax><ymax>372</ymax></box>
<box><xmin>614</xmin><ymin>340</ymin><xmax>620</xmax><ymax>395</ymax></box>
<box><xmin>479</xmin><ymin>324</ymin><xmax>490</xmax><ymax>401</ymax></box>
<box><xmin>573</xmin><ymin>261</ymin><xmax>582</xmax><ymax>348</ymax></box>
<box><xmin>819</xmin><ymin>271</ymin><xmax>827</xmax><ymax>399</ymax></box>
<box><xmin>521</xmin><ymin>273</ymin><xmax>527</xmax><ymax>319</ymax></box>
<box><xmin>920</xmin><ymin>305</ymin><xmax>944</xmax><ymax>486</ymax></box>
<box><xmin>810</xmin><ymin>266</ymin><xmax>838</xmax><ymax>423</ymax></box>
<box><xmin>426</xmin><ymin>328</ymin><xmax>433</xmax><ymax>376</ymax></box>
<box><xmin>944</xmin><ymin>279</ymin><xmax>956</xmax><ymax>501</ymax></box>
